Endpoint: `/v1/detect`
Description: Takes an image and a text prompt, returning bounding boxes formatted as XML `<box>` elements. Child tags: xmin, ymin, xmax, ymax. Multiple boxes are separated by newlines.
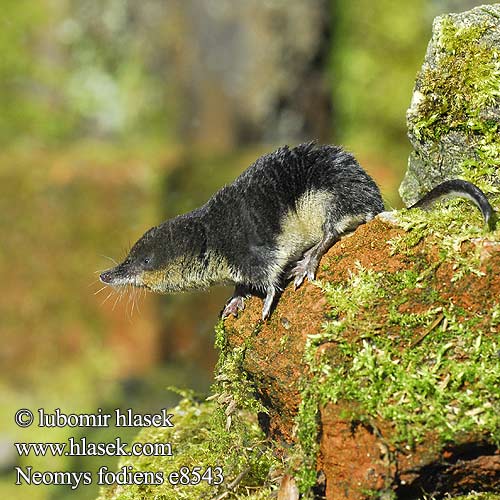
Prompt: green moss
<box><xmin>391</xmin><ymin>194</ymin><xmax>500</xmax><ymax>280</ymax></box>
<box><xmin>214</xmin><ymin>320</ymin><xmax>267</xmax><ymax>415</ymax></box>
<box><xmin>218</xmin><ymin>322</ymin><xmax>319</xmax><ymax>497</ymax></box>
<box><xmin>302</xmin><ymin>265</ymin><xmax>500</xmax><ymax>450</ymax></box>
<box><xmin>295</xmin><ymin>384</ymin><xmax>321</xmax><ymax>496</ymax></box>
<box><xmin>97</xmin><ymin>396</ymin><xmax>280</xmax><ymax>500</ymax></box>
<box><xmin>211</xmin><ymin>320</ymin><xmax>280</xmax><ymax>496</ymax></box>
<box><xmin>293</xmin><ymin>254</ymin><xmax>499</xmax><ymax>497</ymax></box>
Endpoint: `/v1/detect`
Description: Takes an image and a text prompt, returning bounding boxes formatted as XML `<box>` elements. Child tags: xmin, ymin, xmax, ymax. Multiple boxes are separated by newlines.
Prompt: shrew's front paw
<box><xmin>222</xmin><ymin>296</ymin><xmax>246</xmax><ymax>318</ymax></box>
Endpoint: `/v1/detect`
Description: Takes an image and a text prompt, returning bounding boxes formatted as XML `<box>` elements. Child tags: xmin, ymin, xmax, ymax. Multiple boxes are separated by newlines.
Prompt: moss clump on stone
<box><xmin>410</xmin><ymin>17</ymin><xmax>499</xmax><ymax>143</ymax></box>
<box><xmin>393</xmin><ymin>196</ymin><xmax>499</xmax><ymax>281</ymax></box>
<box><xmin>295</xmin><ymin>382</ymin><xmax>322</xmax><ymax>495</ymax></box>
<box><xmin>401</xmin><ymin>6</ymin><xmax>500</xmax><ymax>206</ymax></box>
<box><xmin>213</xmin><ymin>319</ymin><xmax>268</xmax><ymax>417</ymax></box>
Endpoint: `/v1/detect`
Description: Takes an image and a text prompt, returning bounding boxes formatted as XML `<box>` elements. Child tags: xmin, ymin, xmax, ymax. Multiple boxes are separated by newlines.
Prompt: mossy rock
<box><xmin>400</xmin><ymin>4</ymin><xmax>500</xmax><ymax>206</ymax></box>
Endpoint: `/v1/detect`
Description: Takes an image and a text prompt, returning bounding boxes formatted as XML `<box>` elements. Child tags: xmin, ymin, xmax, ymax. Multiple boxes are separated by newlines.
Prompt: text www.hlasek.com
<box><xmin>14</xmin><ymin>407</ymin><xmax>224</xmax><ymax>490</ymax></box>
<box><xmin>15</xmin><ymin>437</ymin><xmax>171</xmax><ymax>458</ymax></box>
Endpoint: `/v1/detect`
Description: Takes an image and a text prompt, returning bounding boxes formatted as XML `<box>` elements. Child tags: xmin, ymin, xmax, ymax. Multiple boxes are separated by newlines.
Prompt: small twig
<box><xmin>211</xmin><ymin>466</ymin><xmax>251</xmax><ymax>500</ymax></box>
<box><xmin>410</xmin><ymin>313</ymin><xmax>444</xmax><ymax>348</ymax></box>
<box><xmin>227</xmin><ymin>467</ymin><xmax>251</xmax><ymax>490</ymax></box>
<box><xmin>210</xmin><ymin>447</ymin><xmax>266</xmax><ymax>500</ymax></box>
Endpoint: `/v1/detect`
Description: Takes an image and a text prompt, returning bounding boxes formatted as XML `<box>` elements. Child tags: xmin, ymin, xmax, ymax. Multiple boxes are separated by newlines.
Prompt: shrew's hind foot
<box><xmin>289</xmin><ymin>246</ymin><xmax>317</xmax><ymax>289</ymax></box>
<box><xmin>289</xmin><ymin>228</ymin><xmax>340</xmax><ymax>290</ymax></box>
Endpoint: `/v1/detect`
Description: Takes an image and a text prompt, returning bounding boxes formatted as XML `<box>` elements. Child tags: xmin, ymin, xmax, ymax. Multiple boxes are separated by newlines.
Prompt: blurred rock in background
<box><xmin>165</xmin><ymin>0</ymin><xmax>332</xmax><ymax>148</ymax></box>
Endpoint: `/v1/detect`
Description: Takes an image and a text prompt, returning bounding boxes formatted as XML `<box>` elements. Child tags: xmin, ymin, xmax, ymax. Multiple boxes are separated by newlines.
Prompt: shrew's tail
<box><xmin>409</xmin><ymin>179</ymin><xmax>496</xmax><ymax>231</ymax></box>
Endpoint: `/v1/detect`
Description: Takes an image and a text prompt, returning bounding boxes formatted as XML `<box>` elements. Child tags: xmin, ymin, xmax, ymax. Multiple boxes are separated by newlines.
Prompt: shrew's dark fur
<box><xmin>100</xmin><ymin>142</ymin><xmax>495</xmax><ymax>319</ymax></box>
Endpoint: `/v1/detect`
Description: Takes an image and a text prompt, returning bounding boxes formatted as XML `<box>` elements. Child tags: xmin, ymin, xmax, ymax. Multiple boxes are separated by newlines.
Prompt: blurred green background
<box><xmin>0</xmin><ymin>1</ymin><xmax>495</xmax><ymax>498</ymax></box>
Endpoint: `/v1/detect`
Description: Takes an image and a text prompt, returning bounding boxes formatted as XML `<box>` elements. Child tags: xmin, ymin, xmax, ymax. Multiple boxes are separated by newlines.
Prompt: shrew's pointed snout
<box><xmin>99</xmin><ymin>267</ymin><xmax>119</xmax><ymax>285</ymax></box>
<box><xmin>99</xmin><ymin>269</ymin><xmax>114</xmax><ymax>284</ymax></box>
<box><xmin>99</xmin><ymin>264</ymin><xmax>137</xmax><ymax>287</ymax></box>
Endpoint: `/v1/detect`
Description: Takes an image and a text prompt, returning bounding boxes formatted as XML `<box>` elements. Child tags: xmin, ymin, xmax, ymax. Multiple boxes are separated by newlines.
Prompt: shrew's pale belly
<box><xmin>274</xmin><ymin>190</ymin><xmax>331</xmax><ymax>270</ymax></box>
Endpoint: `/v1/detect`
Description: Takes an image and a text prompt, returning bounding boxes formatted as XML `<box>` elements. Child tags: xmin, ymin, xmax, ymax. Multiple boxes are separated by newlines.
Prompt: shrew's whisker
<box><xmin>101</xmin><ymin>290</ymin><xmax>114</xmax><ymax>306</ymax></box>
<box><xmin>93</xmin><ymin>285</ymin><xmax>107</xmax><ymax>296</ymax></box>
<box><xmin>112</xmin><ymin>291</ymin><xmax>122</xmax><ymax>311</ymax></box>
<box><xmin>100</xmin><ymin>255</ymin><xmax>118</xmax><ymax>265</ymax></box>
